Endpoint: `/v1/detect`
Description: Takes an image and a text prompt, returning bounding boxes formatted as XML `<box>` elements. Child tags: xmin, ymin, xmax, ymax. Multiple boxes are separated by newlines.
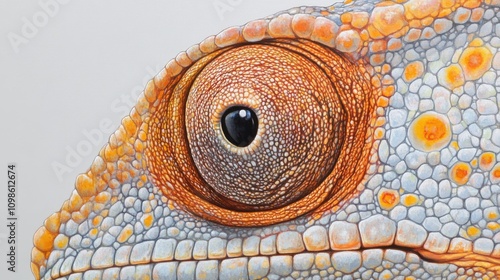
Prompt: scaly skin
<box><xmin>32</xmin><ymin>0</ymin><xmax>500</xmax><ymax>279</ymax></box>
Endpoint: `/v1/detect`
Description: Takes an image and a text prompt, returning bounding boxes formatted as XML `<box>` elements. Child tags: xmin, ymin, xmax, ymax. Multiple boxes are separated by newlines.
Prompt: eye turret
<box><xmin>147</xmin><ymin>39</ymin><xmax>378</xmax><ymax>226</ymax></box>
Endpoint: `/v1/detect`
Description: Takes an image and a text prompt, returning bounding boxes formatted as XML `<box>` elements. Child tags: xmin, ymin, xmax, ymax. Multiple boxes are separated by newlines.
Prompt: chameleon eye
<box><xmin>221</xmin><ymin>106</ymin><xmax>258</xmax><ymax>147</ymax></box>
<box><xmin>147</xmin><ymin>39</ymin><xmax>378</xmax><ymax>226</ymax></box>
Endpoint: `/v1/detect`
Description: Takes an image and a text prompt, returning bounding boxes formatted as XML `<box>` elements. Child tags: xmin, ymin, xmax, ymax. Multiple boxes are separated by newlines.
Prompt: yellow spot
<box><xmin>438</xmin><ymin>64</ymin><xmax>465</xmax><ymax>90</ymax></box>
<box><xmin>53</xmin><ymin>234</ymin><xmax>69</xmax><ymax>250</ymax></box>
<box><xmin>403</xmin><ymin>61</ymin><xmax>424</xmax><ymax>82</ymax></box>
<box><xmin>450</xmin><ymin>162</ymin><xmax>472</xmax><ymax>185</ymax></box>
<box><xmin>382</xmin><ymin>271</ymin><xmax>392</xmax><ymax>278</ymax></box>
<box><xmin>374</xmin><ymin>127</ymin><xmax>385</xmax><ymax>140</ymax></box>
<box><xmin>479</xmin><ymin>152</ymin><xmax>496</xmax><ymax>171</ymax></box>
<box><xmin>494</xmin><ymin>167</ymin><xmax>500</xmax><ymax>177</ymax></box>
<box><xmin>143</xmin><ymin>213</ymin><xmax>154</xmax><ymax>229</ymax></box>
<box><xmin>409</xmin><ymin>112</ymin><xmax>451</xmax><ymax>152</ymax></box>
<box><xmin>89</xmin><ymin>228</ymin><xmax>99</xmax><ymax>239</ymax></box>
<box><xmin>487</xmin><ymin>222</ymin><xmax>500</xmax><ymax>231</ymax></box>
<box><xmin>378</xmin><ymin>189</ymin><xmax>400</xmax><ymax>210</ymax></box>
<box><xmin>488</xmin><ymin>211</ymin><xmax>498</xmax><ymax>220</ymax></box>
<box><xmin>466</xmin><ymin>226</ymin><xmax>481</xmax><ymax>238</ymax></box>
<box><xmin>490</xmin><ymin>163</ymin><xmax>500</xmax><ymax>183</ymax></box>
<box><xmin>401</xmin><ymin>194</ymin><xmax>419</xmax><ymax>207</ymax></box>
<box><xmin>117</xmin><ymin>225</ymin><xmax>134</xmax><ymax>243</ymax></box>
<box><xmin>459</xmin><ymin>45</ymin><xmax>493</xmax><ymax>80</ymax></box>
<box><xmin>92</xmin><ymin>216</ymin><xmax>103</xmax><ymax>227</ymax></box>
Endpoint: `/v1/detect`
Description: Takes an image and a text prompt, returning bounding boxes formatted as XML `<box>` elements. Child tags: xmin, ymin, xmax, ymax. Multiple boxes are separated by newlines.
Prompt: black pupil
<box><xmin>221</xmin><ymin>106</ymin><xmax>258</xmax><ymax>147</ymax></box>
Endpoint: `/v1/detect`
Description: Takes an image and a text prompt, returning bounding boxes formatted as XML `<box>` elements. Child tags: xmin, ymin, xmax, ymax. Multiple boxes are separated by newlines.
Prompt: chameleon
<box><xmin>32</xmin><ymin>0</ymin><xmax>500</xmax><ymax>279</ymax></box>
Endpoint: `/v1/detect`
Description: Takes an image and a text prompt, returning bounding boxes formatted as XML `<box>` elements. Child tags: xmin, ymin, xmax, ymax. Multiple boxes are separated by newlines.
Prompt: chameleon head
<box><xmin>32</xmin><ymin>0</ymin><xmax>500</xmax><ymax>279</ymax></box>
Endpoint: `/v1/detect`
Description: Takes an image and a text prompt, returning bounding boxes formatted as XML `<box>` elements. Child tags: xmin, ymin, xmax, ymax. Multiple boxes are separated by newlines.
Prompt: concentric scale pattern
<box><xmin>32</xmin><ymin>0</ymin><xmax>500</xmax><ymax>279</ymax></box>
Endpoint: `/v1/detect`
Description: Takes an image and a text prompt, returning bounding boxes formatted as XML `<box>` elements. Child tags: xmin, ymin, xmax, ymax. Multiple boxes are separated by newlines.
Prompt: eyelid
<box><xmin>146</xmin><ymin>39</ymin><xmax>382</xmax><ymax>226</ymax></box>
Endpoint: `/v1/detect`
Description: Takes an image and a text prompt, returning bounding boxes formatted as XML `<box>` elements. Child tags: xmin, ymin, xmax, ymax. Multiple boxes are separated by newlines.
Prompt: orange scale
<box><xmin>490</xmin><ymin>163</ymin><xmax>500</xmax><ymax>183</ymax></box>
<box><xmin>479</xmin><ymin>152</ymin><xmax>496</xmax><ymax>171</ymax></box>
<box><xmin>409</xmin><ymin>112</ymin><xmax>452</xmax><ymax>152</ymax></box>
<box><xmin>450</xmin><ymin>162</ymin><xmax>472</xmax><ymax>185</ymax></box>
<box><xmin>378</xmin><ymin>189</ymin><xmax>400</xmax><ymax>210</ymax></box>
<box><xmin>459</xmin><ymin>45</ymin><xmax>493</xmax><ymax>81</ymax></box>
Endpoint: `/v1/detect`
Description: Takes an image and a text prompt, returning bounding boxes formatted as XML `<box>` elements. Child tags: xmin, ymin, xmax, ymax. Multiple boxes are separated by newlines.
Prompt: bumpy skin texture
<box><xmin>32</xmin><ymin>0</ymin><xmax>500</xmax><ymax>279</ymax></box>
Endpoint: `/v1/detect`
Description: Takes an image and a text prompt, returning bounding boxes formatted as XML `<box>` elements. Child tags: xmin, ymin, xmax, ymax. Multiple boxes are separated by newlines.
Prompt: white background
<box><xmin>0</xmin><ymin>0</ymin><xmax>334</xmax><ymax>279</ymax></box>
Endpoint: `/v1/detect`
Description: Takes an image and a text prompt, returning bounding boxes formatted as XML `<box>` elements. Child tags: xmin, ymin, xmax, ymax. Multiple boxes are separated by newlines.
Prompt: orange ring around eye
<box><xmin>147</xmin><ymin>39</ymin><xmax>379</xmax><ymax>226</ymax></box>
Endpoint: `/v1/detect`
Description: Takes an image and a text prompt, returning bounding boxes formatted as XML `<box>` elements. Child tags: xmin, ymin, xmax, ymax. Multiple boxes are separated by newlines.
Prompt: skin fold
<box><xmin>32</xmin><ymin>0</ymin><xmax>500</xmax><ymax>279</ymax></box>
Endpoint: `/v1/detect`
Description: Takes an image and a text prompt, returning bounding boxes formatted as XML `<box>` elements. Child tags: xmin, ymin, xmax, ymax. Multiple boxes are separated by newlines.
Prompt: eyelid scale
<box><xmin>32</xmin><ymin>1</ymin><xmax>500</xmax><ymax>279</ymax></box>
